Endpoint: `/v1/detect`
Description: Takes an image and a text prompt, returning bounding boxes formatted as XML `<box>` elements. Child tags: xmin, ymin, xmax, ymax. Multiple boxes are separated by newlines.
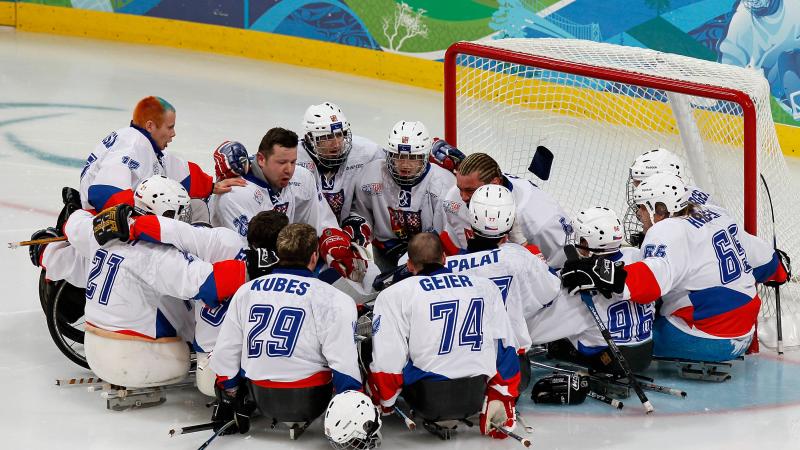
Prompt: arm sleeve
<box><xmin>163</xmin><ymin>154</ymin><xmax>214</xmax><ymax>199</ymax></box>
<box><xmin>623</xmin><ymin>227</ymin><xmax>687</xmax><ymax>304</ymax></box>
<box><xmin>317</xmin><ymin>293</ymin><xmax>363</xmax><ymax>393</ymax></box>
<box><xmin>63</xmin><ymin>210</ymin><xmax>97</xmax><ymax>257</ymax></box>
<box><xmin>209</xmin><ymin>290</ymin><xmax>245</xmax><ymax>387</ymax></box>
<box><xmin>86</xmin><ymin>154</ymin><xmax>135</xmax><ymax>211</ymax></box>
<box><xmin>130</xmin><ymin>215</ymin><xmax>244</xmax><ymax>261</ymax></box>
<box><xmin>369</xmin><ymin>290</ymin><xmax>409</xmax><ymax>408</ymax></box>
<box><xmin>484</xmin><ymin>281</ymin><xmax>520</xmax><ymax>398</ymax></box>
<box><xmin>147</xmin><ymin>249</ymin><xmax>245</xmax><ymax>308</ymax></box>
<box><xmin>735</xmin><ymin>226</ymin><xmax>783</xmax><ymax>283</ymax></box>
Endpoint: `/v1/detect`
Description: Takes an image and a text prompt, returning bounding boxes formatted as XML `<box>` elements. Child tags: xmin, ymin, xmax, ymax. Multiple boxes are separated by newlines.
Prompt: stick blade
<box><xmin>528</xmin><ymin>145</ymin><xmax>554</xmax><ymax>180</ymax></box>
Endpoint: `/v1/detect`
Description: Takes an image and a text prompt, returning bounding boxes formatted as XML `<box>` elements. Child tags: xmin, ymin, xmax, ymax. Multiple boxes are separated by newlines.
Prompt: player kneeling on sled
<box><xmin>369</xmin><ymin>232</ymin><xmax>520</xmax><ymax>440</ymax></box>
<box><xmin>209</xmin><ymin>223</ymin><xmax>363</xmax><ymax>438</ymax></box>
<box><xmin>530</xmin><ymin>206</ymin><xmax>654</xmax><ymax>374</ymax></box>
<box><xmin>64</xmin><ymin>176</ymin><xmax>249</xmax><ymax>388</ymax></box>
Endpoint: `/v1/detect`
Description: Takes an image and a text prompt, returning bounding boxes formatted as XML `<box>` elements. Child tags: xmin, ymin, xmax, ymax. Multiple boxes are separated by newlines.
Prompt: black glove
<box><xmin>764</xmin><ymin>248</ymin><xmax>792</xmax><ymax>288</ymax></box>
<box><xmin>29</xmin><ymin>227</ymin><xmax>62</xmax><ymax>267</ymax></box>
<box><xmin>531</xmin><ymin>373</ymin><xmax>589</xmax><ymax>405</ymax></box>
<box><xmin>212</xmin><ymin>386</ymin><xmax>252</xmax><ymax>435</ymax></box>
<box><xmin>245</xmin><ymin>247</ymin><xmax>279</xmax><ymax>280</ymax></box>
<box><xmin>56</xmin><ymin>187</ymin><xmax>82</xmax><ymax>232</ymax></box>
<box><xmin>561</xmin><ymin>256</ymin><xmax>627</xmax><ymax>298</ymax></box>
<box><xmin>93</xmin><ymin>204</ymin><xmax>135</xmax><ymax>245</ymax></box>
<box><xmin>372</xmin><ymin>264</ymin><xmax>413</xmax><ymax>292</ymax></box>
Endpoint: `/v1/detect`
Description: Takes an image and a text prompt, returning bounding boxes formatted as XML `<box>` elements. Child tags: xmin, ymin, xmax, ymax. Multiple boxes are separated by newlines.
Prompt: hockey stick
<box><xmin>587</xmin><ymin>391</ymin><xmax>624</xmax><ymax>409</ymax></box>
<box><xmin>490</xmin><ymin>421</ymin><xmax>532</xmax><ymax>447</ymax></box>
<box><xmin>760</xmin><ymin>173</ymin><xmax>784</xmax><ymax>354</ymax></box>
<box><xmin>197</xmin><ymin>419</ymin><xmax>236</xmax><ymax>450</ymax></box>
<box><xmin>8</xmin><ymin>235</ymin><xmax>67</xmax><ymax>249</ymax></box>
<box><xmin>393</xmin><ymin>405</ymin><xmax>416</xmax><ymax>431</ymax></box>
<box><xmin>564</xmin><ymin>245</ymin><xmax>654</xmax><ymax>414</ymax></box>
<box><xmin>515</xmin><ymin>412</ymin><xmax>534</xmax><ymax>434</ymax></box>
<box><xmin>169</xmin><ymin>421</ymin><xmax>218</xmax><ymax>437</ymax></box>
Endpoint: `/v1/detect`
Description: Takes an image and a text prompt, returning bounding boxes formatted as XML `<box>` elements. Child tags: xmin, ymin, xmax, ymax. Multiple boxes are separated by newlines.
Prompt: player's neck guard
<box><xmin>466</xmin><ymin>234</ymin><xmax>503</xmax><ymax>253</ymax></box>
<box><xmin>417</xmin><ymin>263</ymin><xmax>448</xmax><ymax>276</ymax></box>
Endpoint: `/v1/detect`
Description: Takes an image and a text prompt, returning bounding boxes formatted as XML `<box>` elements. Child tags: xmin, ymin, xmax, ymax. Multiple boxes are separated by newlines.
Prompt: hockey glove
<box><xmin>341</xmin><ymin>214</ymin><xmax>372</xmax><ymax>248</ymax></box>
<box><xmin>320</xmin><ymin>228</ymin><xmax>368</xmax><ymax>282</ymax></box>
<box><xmin>93</xmin><ymin>204</ymin><xmax>135</xmax><ymax>245</ymax></box>
<box><xmin>561</xmin><ymin>256</ymin><xmax>627</xmax><ymax>299</ymax></box>
<box><xmin>372</xmin><ymin>264</ymin><xmax>413</xmax><ymax>292</ymax></box>
<box><xmin>56</xmin><ymin>187</ymin><xmax>82</xmax><ymax>233</ymax></box>
<box><xmin>29</xmin><ymin>227</ymin><xmax>62</xmax><ymax>267</ymax></box>
<box><xmin>213</xmin><ymin>140</ymin><xmax>250</xmax><ymax>181</ymax></box>
<box><xmin>429</xmin><ymin>138</ymin><xmax>466</xmax><ymax>173</ymax></box>
<box><xmin>480</xmin><ymin>388</ymin><xmax>516</xmax><ymax>439</ymax></box>
<box><xmin>245</xmin><ymin>246</ymin><xmax>279</xmax><ymax>280</ymax></box>
<box><xmin>212</xmin><ymin>386</ymin><xmax>253</xmax><ymax>435</ymax></box>
<box><xmin>764</xmin><ymin>248</ymin><xmax>792</xmax><ymax>287</ymax></box>
<box><xmin>531</xmin><ymin>373</ymin><xmax>589</xmax><ymax>405</ymax></box>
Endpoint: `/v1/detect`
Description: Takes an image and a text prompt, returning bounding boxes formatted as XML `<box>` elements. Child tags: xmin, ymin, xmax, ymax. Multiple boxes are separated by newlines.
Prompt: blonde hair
<box><xmin>456</xmin><ymin>152</ymin><xmax>502</xmax><ymax>182</ymax></box>
<box><xmin>276</xmin><ymin>223</ymin><xmax>318</xmax><ymax>266</ymax></box>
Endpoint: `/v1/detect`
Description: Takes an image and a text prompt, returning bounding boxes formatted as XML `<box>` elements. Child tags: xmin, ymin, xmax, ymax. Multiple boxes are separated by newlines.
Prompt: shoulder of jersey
<box><xmin>351</xmin><ymin>135</ymin><xmax>384</xmax><ymax>157</ymax></box>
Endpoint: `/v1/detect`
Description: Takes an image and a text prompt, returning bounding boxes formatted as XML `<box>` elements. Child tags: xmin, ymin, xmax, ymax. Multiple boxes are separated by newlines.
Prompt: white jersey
<box><xmin>63</xmin><ymin>210</ymin><xmax>245</xmax><ymax>340</ymax></box>
<box><xmin>369</xmin><ymin>268</ymin><xmax>519</xmax><ymax>408</ymax></box>
<box><xmin>209</xmin><ymin>164</ymin><xmax>338</xmax><ymax>236</ymax></box>
<box><xmin>623</xmin><ymin>207</ymin><xmax>776</xmax><ymax>339</ymax></box>
<box><xmin>79</xmin><ymin>126</ymin><xmax>213</xmax><ymax>211</ymax></box>
<box><xmin>353</xmin><ymin>161</ymin><xmax>455</xmax><ymax>247</ymax></box>
<box><xmin>210</xmin><ymin>267</ymin><xmax>362</xmax><ymax>393</ymax></box>
<box><xmin>42</xmin><ymin>241</ymin><xmax>88</xmax><ymax>288</ymax></box>
<box><xmin>442</xmin><ymin>174</ymin><xmax>572</xmax><ymax>268</ymax></box>
<box><xmin>528</xmin><ymin>248</ymin><xmax>653</xmax><ymax>353</ymax></box>
<box><xmin>444</xmin><ymin>243</ymin><xmax>561</xmax><ymax>351</ymax></box>
<box><xmin>296</xmin><ymin>135</ymin><xmax>384</xmax><ymax>222</ymax></box>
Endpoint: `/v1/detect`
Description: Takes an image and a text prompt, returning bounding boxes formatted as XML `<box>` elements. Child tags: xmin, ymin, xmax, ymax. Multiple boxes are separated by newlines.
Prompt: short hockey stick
<box><xmin>197</xmin><ymin>419</ymin><xmax>236</xmax><ymax>450</ymax></box>
<box><xmin>587</xmin><ymin>390</ymin><xmax>624</xmax><ymax>409</ymax></box>
<box><xmin>393</xmin><ymin>405</ymin><xmax>416</xmax><ymax>431</ymax></box>
<box><xmin>760</xmin><ymin>173</ymin><xmax>784</xmax><ymax>354</ymax></box>
<box><xmin>490</xmin><ymin>421</ymin><xmax>532</xmax><ymax>447</ymax></box>
<box><xmin>169</xmin><ymin>421</ymin><xmax>218</xmax><ymax>437</ymax></box>
<box><xmin>8</xmin><ymin>235</ymin><xmax>67</xmax><ymax>249</ymax></box>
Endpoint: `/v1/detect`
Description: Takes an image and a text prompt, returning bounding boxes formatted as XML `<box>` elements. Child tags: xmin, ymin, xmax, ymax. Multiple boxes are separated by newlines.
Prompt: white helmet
<box><xmin>324</xmin><ymin>391</ymin><xmax>381</xmax><ymax>450</ymax></box>
<box><xmin>572</xmin><ymin>207</ymin><xmax>623</xmax><ymax>254</ymax></box>
<box><xmin>468</xmin><ymin>184</ymin><xmax>515</xmax><ymax>238</ymax></box>
<box><xmin>386</xmin><ymin>120</ymin><xmax>431</xmax><ymax>187</ymax></box>
<box><xmin>133</xmin><ymin>175</ymin><xmax>191</xmax><ymax>221</ymax></box>
<box><xmin>627</xmin><ymin>148</ymin><xmax>683</xmax><ymax>205</ymax></box>
<box><xmin>633</xmin><ymin>172</ymin><xmax>688</xmax><ymax>225</ymax></box>
<box><xmin>302</xmin><ymin>102</ymin><xmax>353</xmax><ymax>169</ymax></box>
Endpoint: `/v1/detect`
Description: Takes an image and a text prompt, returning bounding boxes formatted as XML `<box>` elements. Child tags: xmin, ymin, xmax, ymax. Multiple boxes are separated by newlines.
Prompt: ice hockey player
<box><xmin>210</xmin><ymin>223</ymin><xmax>363</xmax><ymax>436</ymax></box>
<box><xmin>352</xmin><ymin>121</ymin><xmax>455</xmax><ymax>272</ymax></box>
<box><xmin>91</xmin><ymin>203</ymin><xmax>290</xmax><ymax>396</ymax></box>
<box><xmin>528</xmin><ymin>206</ymin><xmax>654</xmax><ymax>374</ymax></box>
<box><xmin>58</xmin><ymin>176</ymin><xmax>259</xmax><ymax>389</ymax></box>
<box><xmin>561</xmin><ymin>174</ymin><xmax>788</xmax><ymax>362</ymax></box>
<box><xmin>369</xmin><ymin>232</ymin><xmax>520</xmax><ymax>440</ymax></box>
<box><xmin>324</xmin><ymin>390</ymin><xmax>383</xmax><ymax>450</ymax></box>
<box><xmin>78</xmin><ymin>96</ymin><xmax>243</xmax><ymax>212</ymax></box>
<box><xmin>441</xmin><ymin>152</ymin><xmax>571</xmax><ymax>268</ymax></box>
<box><xmin>208</xmin><ymin>128</ymin><xmax>368</xmax><ymax>282</ymax></box>
<box><xmin>443</xmin><ymin>184</ymin><xmax>561</xmax><ymax>390</ymax></box>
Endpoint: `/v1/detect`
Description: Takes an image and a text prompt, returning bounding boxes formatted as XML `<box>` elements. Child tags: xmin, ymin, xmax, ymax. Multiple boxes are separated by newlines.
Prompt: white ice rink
<box><xmin>2</xmin><ymin>27</ymin><xmax>800</xmax><ymax>449</ymax></box>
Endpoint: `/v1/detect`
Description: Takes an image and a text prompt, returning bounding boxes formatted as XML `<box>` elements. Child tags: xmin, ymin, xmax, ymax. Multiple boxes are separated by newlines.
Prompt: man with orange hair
<box><xmin>78</xmin><ymin>96</ymin><xmax>243</xmax><ymax>212</ymax></box>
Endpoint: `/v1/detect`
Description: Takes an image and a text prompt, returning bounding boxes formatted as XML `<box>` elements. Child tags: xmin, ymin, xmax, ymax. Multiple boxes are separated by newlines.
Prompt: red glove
<box><xmin>341</xmin><ymin>215</ymin><xmax>372</xmax><ymax>247</ymax></box>
<box><xmin>213</xmin><ymin>141</ymin><xmax>250</xmax><ymax>181</ymax></box>
<box><xmin>319</xmin><ymin>228</ymin><xmax>368</xmax><ymax>282</ymax></box>
<box><xmin>479</xmin><ymin>387</ymin><xmax>516</xmax><ymax>439</ymax></box>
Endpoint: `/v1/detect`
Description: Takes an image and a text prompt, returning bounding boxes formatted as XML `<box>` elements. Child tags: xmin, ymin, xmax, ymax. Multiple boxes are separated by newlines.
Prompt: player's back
<box><xmin>444</xmin><ymin>243</ymin><xmax>561</xmax><ymax>350</ymax></box>
<box><xmin>221</xmin><ymin>268</ymin><xmax>360</xmax><ymax>387</ymax></box>
<box><xmin>641</xmin><ymin>207</ymin><xmax>759</xmax><ymax>338</ymax></box>
<box><xmin>373</xmin><ymin>269</ymin><xmax>513</xmax><ymax>383</ymax></box>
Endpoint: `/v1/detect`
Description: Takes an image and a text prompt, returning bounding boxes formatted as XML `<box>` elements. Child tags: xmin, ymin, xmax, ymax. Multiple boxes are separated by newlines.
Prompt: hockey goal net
<box><xmin>444</xmin><ymin>38</ymin><xmax>800</xmax><ymax>350</ymax></box>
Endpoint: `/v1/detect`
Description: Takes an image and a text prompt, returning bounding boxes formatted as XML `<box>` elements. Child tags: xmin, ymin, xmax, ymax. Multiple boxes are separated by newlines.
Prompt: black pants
<box><xmin>402</xmin><ymin>376</ymin><xmax>487</xmax><ymax>421</ymax></box>
<box><xmin>547</xmin><ymin>339</ymin><xmax>653</xmax><ymax>375</ymax></box>
<box><xmin>249</xmin><ymin>383</ymin><xmax>333</xmax><ymax>423</ymax></box>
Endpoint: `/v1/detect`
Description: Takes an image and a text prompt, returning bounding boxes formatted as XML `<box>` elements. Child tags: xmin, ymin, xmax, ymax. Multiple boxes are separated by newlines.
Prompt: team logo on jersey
<box><xmin>323</xmin><ymin>190</ymin><xmax>345</xmax><ymax>218</ymax></box>
<box><xmin>180</xmin><ymin>250</ymin><xmax>195</xmax><ymax>263</ymax></box>
<box><xmin>388</xmin><ymin>207</ymin><xmax>422</xmax><ymax>240</ymax></box>
<box><xmin>398</xmin><ymin>189</ymin><xmax>412</xmax><ymax>208</ymax></box>
<box><xmin>321</xmin><ymin>170</ymin><xmax>337</xmax><ymax>190</ymax></box>
<box><xmin>152</xmin><ymin>162</ymin><xmax>162</xmax><ymax>175</ymax></box>
<box><xmin>102</xmin><ymin>131</ymin><xmax>117</xmax><ymax>148</ymax></box>
<box><xmin>121</xmin><ymin>156</ymin><xmax>140</xmax><ymax>170</ymax></box>
<box><xmin>273</xmin><ymin>202</ymin><xmax>289</xmax><ymax>215</ymax></box>
<box><xmin>372</xmin><ymin>315</ymin><xmax>381</xmax><ymax>336</ymax></box>
<box><xmin>559</xmin><ymin>217</ymin><xmax>574</xmax><ymax>236</ymax></box>
<box><xmin>361</xmin><ymin>183</ymin><xmax>383</xmax><ymax>195</ymax></box>
<box><xmin>297</xmin><ymin>160</ymin><xmax>315</xmax><ymax>172</ymax></box>
<box><xmin>254</xmin><ymin>189</ymin><xmax>264</xmax><ymax>205</ymax></box>
<box><xmin>442</xmin><ymin>200</ymin><xmax>461</xmax><ymax>214</ymax></box>
<box><xmin>233</xmin><ymin>215</ymin><xmax>249</xmax><ymax>237</ymax></box>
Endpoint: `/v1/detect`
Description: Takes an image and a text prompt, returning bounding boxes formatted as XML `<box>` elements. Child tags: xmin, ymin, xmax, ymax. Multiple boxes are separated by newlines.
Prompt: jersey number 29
<box><xmin>247</xmin><ymin>305</ymin><xmax>305</xmax><ymax>358</ymax></box>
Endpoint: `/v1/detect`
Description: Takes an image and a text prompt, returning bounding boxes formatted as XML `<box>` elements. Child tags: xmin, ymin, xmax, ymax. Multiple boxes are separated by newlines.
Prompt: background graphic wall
<box><xmin>7</xmin><ymin>0</ymin><xmax>800</xmax><ymax>127</ymax></box>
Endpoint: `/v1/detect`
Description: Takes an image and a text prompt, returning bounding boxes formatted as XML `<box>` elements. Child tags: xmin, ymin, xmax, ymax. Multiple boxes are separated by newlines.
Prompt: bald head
<box><xmin>407</xmin><ymin>233</ymin><xmax>445</xmax><ymax>273</ymax></box>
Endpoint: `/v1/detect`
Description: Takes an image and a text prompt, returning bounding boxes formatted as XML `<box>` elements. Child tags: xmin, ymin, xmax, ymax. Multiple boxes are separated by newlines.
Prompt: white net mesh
<box><xmin>447</xmin><ymin>38</ymin><xmax>800</xmax><ymax>349</ymax></box>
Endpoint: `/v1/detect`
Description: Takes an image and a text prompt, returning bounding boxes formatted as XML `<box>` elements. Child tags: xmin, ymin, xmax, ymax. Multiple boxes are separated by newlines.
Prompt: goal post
<box><xmin>443</xmin><ymin>38</ymin><xmax>799</xmax><ymax>350</ymax></box>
